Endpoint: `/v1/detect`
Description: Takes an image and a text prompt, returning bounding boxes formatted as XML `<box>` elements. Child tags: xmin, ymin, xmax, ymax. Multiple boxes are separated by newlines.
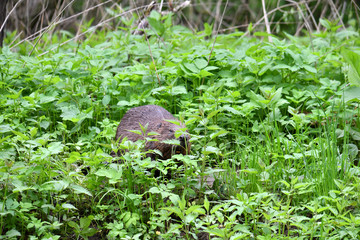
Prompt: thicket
<box><xmin>1</xmin><ymin>1</ymin><xmax>360</xmax><ymax>239</ymax></box>
<box><xmin>3</xmin><ymin>0</ymin><xmax>359</xmax><ymax>39</ymax></box>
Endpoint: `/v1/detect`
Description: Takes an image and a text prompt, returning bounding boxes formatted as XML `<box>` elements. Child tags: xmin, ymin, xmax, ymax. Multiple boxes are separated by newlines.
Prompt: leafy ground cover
<box><xmin>1</xmin><ymin>13</ymin><xmax>360</xmax><ymax>239</ymax></box>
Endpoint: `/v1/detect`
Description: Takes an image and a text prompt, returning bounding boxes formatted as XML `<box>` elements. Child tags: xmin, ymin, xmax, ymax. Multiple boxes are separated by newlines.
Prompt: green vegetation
<box><xmin>1</xmin><ymin>12</ymin><xmax>360</xmax><ymax>239</ymax></box>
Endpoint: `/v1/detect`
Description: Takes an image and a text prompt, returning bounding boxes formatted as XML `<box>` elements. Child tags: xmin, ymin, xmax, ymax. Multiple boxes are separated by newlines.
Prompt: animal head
<box><xmin>147</xmin><ymin>120</ymin><xmax>191</xmax><ymax>159</ymax></box>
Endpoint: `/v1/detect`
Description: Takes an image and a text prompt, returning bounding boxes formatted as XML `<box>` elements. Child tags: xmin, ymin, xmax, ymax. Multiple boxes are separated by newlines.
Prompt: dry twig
<box><xmin>262</xmin><ymin>0</ymin><xmax>273</xmax><ymax>42</ymax></box>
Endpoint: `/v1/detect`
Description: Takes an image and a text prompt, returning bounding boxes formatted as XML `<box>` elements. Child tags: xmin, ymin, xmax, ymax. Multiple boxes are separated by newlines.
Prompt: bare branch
<box><xmin>208</xmin><ymin>0</ymin><xmax>229</xmax><ymax>63</ymax></box>
<box><xmin>262</xmin><ymin>0</ymin><xmax>273</xmax><ymax>42</ymax></box>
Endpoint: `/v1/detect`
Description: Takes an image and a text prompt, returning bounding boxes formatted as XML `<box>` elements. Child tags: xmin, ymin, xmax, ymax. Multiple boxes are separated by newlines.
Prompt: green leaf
<box><xmin>247</xmin><ymin>22</ymin><xmax>253</xmax><ymax>32</ymax></box>
<box><xmin>207</xmin><ymin>109</ymin><xmax>221</xmax><ymax>120</ymax></box>
<box><xmin>117</xmin><ymin>100</ymin><xmax>131</xmax><ymax>106</ymax></box>
<box><xmin>68</xmin><ymin>221</ymin><xmax>80</xmax><ymax>229</ymax></box>
<box><xmin>163</xmin><ymin>206</ymin><xmax>183</xmax><ymax>219</ymax></box>
<box><xmin>319</xmin><ymin>18</ymin><xmax>331</xmax><ymax>30</ymax></box>
<box><xmin>60</xmin><ymin>105</ymin><xmax>80</xmax><ymax>121</ymax></box>
<box><xmin>12</xmin><ymin>131</ymin><xmax>29</xmax><ymax>140</ymax></box>
<box><xmin>207</xmin><ymin>228</ymin><xmax>225</xmax><ymax>237</ymax></box>
<box><xmin>194</xmin><ymin>58</ymin><xmax>208</xmax><ymax>69</ymax></box>
<box><xmin>349</xmin><ymin>128</ymin><xmax>360</xmax><ymax>141</ymax></box>
<box><xmin>317</xmin><ymin>207</ymin><xmax>330</xmax><ymax>213</ymax></box>
<box><xmin>277</xmin><ymin>180</ymin><xmax>290</xmax><ymax>188</ymax></box>
<box><xmin>29</xmin><ymin>127</ymin><xmax>38</xmax><ymax>138</ymax></box>
<box><xmin>62</xmin><ymin>203</ymin><xmax>77</xmax><ymax>210</ymax></box>
<box><xmin>0</xmin><ymin>124</ymin><xmax>12</xmax><ymax>133</ymax></box>
<box><xmin>170</xmin><ymin>86</ymin><xmax>187</xmax><ymax>95</ymax></box>
<box><xmin>210</xmin><ymin>203</ymin><xmax>226</xmax><ymax>214</ymax></box>
<box><xmin>240</xmin><ymin>168</ymin><xmax>258</xmax><ymax>174</ymax></box>
<box><xmin>204</xmin><ymin>23</ymin><xmax>213</xmax><ymax>36</ymax></box>
<box><xmin>47</xmin><ymin>142</ymin><xmax>64</xmax><ymax>155</ymax></box>
<box><xmin>6</xmin><ymin>88</ymin><xmax>24</xmax><ymax>99</ymax></box>
<box><xmin>210</xmin><ymin>130</ymin><xmax>228</xmax><ymax>139</ymax></box>
<box><xmin>341</xmin><ymin>48</ymin><xmax>360</xmax><ymax>86</ymax></box>
<box><xmin>303</xmin><ymin>64</ymin><xmax>317</xmax><ymax>73</ymax></box>
<box><xmin>348</xmin><ymin>64</ymin><xmax>360</xmax><ymax>86</ymax></box>
<box><xmin>259</xmin><ymin>61</ymin><xmax>273</xmax><ymax>76</ymax></box>
<box><xmin>39</xmin><ymin>95</ymin><xmax>57</xmax><ymax>104</ymax></box>
<box><xmin>148</xmin><ymin>17</ymin><xmax>165</xmax><ymax>35</ymax></box>
<box><xmin>183</xmin><ymin>62</ymin><xmax>199</xmax><ymax>73</ymax></box>
<box><xmin>185</xmin><ymin>205</ymin><xmax>205</xmax><ymax>215</ymax></box>
<box><xmin>169</xmin><ymin>194</ymin><xmax>180</xmax><ymax>205</ymax></box>
<box><xmin>148</xmin><ymin>187</ymin><xmax>161</xmax><ymax>194</ymax></box>
<box><xmin>95</xmin><ymin>168</ymin><xmax>122</xmax><ymax>182</ymax></box>
<box><xmin>80</xmin><ymin>217</ymin><xmax>92</xmax><ymax>228</ymax></box>
<box><xmin>149</xmin><ymin>10</ymin><xmax>161</xmax><ymax>20</ymax></box>
<box><xmin>348</xmin><ymin>144</ymin><xmax>358</xmax><ymax>159</ymax></box>
<box><xmin>203</xmin><ymin>146</ymin><xmax>220</xmax><ymax>155</ymax></box>
<box><xmin>204</xmin><ymin>197</ymin><xmax>209</xmax><ymax>212</ymax></box>
<box><xmin>102</xmin><ymin>95</ymin><xmax>111</xmax><ymax>105</ymax></box>
<box><xmin>70</xmin><ymin>184</ymin><xmax>92</xmax><ymax>196</ymax></box>
<box><xmin>5</xmin><ymin>229</ymin><xmax>21</xmax><ymax>238</ymax></box>
<box><xmin>41</xmin><ymin>180</ymin><xmax>69</xmax><ymax>192</ymax></box>
<box><xmin>204</xmin><ymin>66</ymin><xmax>219</xmax><ymax>71</ymax></box>
<box><xmin>199</xmin><ymin>69</ymin><xmax>213</xmax><ymax>78</ymax></box>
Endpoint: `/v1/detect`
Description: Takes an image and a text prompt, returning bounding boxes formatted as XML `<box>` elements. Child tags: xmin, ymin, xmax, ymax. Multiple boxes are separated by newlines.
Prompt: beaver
<box><xmin>112</xmin><ymin>105</ymin><xmax>190</xmax><ymax>159</ymax></box>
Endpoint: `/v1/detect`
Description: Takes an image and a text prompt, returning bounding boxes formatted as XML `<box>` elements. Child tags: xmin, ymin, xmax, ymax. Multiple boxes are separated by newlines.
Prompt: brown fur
<box><xmin>113</xmin><ymin>105</ymin><xmax>190</xmax><ymax>159</ymax></box>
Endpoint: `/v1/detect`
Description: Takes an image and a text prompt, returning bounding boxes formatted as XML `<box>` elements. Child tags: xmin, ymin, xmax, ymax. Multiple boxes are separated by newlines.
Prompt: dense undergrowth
<box><xmin>1</xmin><ymin>12</ymin><xmax>360</xmax><ymax>239</ymax></box>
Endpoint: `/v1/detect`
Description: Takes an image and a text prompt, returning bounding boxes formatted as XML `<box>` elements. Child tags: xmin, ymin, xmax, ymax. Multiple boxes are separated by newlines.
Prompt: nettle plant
<box><xmin>1</xmin><ymin>12</ymin><xmax>360</xmax><ymax>239</ymax></box>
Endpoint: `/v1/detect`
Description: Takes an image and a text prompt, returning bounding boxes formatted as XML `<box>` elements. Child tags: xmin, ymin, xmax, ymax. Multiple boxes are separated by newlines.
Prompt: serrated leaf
<box><xmin>80</xmin><ymin>217</ymin><xmax>92</xmax><ymax>228</ymax></box>
<box><xmin>41</xmin><ymin>180</ymin><xmax>69</xmax><ymax>192</ymax></box>
<box><xmin>194</xmin><ymin>58</ymin><xmax>208</xmax><ymax>69</ymax></box>
<box><xmin>183</xmin><ymin>62</ymin><xmax>199</xmax><ymax>73</ymax></box>
<box><xmin>70</xmin><ymin>184</ymin><xmax>92</xmax><ymax>196</ymax></box>
<box><xmin>204</xmin><ymin>66</ymin><xmax>218</xmax><ymax>71</ymax></box>
<box><xmin>40</xmin><ymin>120</ymin><xmax>50</xmax><ymax>130</ymax></box>
<box><xmin>5</xmin><ymin>229</ymin><xmax>21</xmax><ymax>238</ymax></box>
<box><xmin>62</xmin><ymin>203</ymin><xmax>77</xmax><ymax>210</ymax></box>
<box><xmin>259</xmin><ymin>61</ymin><xmax>272</xmax><ymax>76</ymax></box>
<box><xmin>319</xmin><ymin>18</ymin><xmax>331</xmax><ymax>30</ymax></box>
<box><xmin>117</xmin><ymin>100</ymin><xmax>131</xmax><ymax>106</ymax></box>
<box><xmin>210</xmin><ymin>130</ymin><xmax>228</xmax><ymax>139</ymax></box>
<box><xmin>203</xmin><ymin>146</ymin><xmax>220</xmax><ymax>155</ymax></box>
<box><xmin>0</xmin><ymin>124</ymin><xmax>12</xmax><ymax>133</ymax></box>
<box><xmin>207</xmin><ymin>228</ymin><xmax>225</xmax><ymax>237</ymax></box>
<box><xmin>148</xmin><ymin>187</ymin><xmax>161</xmax><ymax>194</ymax></box>
<box><xmin>12</xmin><ymin>131</ymin><xmax>29</xmax><ymax>140</ymax></box>
<box><xmin>39</xmin><ymin>95</ymin><xmax>57</xmax><ymax>104</ymax></box>
<box><xmin>102</xmin><ymin>95</ymin><xmax>111</xmax><ymax>105</ymax></box>
<box><xmin>303</xmin><ymin>64</ymin><xmax>317</xmax><ymax>73</ymax></box>
<box><xmin>199</xmin><ymin>69</ymin><xmax>213</xmax><ymax>78</ymax></box>
<box><xmin>6</xmin><ymin>88</ymin><xmax>24</xmax><ymax>99</ymax></box>
<box><xmin>149</xmin><ymin>10</ymin><xmax>161</xmax><ymax>20</ymax></box>
<box><xmin>95</xmin><ymin>168</ymin><xmax>122</xmax><ymax>180</ymax></box>
<box><xmin>210</xmin><ymin>203</ymin><xmax>227</xmax><ymax>214</ymax></box>
<box><xmin>207</xmin><ymin>109</ymin><xmax>221</xmax><ymax>120</ymax></box>
<box><xmin>349</xmin><ymin>128</ymin><xmax>360</xmax><ymax>141</ymax></box>
<box><xmin>170</xmin><ymin>86</ymin><xmax>187</xmax><ymax>95</ymax></box>
<box><xmin>60</xmin><ymin>105</ymin><xmax>80</xmax><ymax>121</ymax></box>
<box><xmin>148</xmin><ymin>17</ymin><xmax>165</xmax><ymax>35</ymax></box>
<box><xmin>163</xmin><ymin>206</ymin><xmax>183</xmax><ymax>219</ymax></box>
<box><xmin>169</xmin><ymin>194</ymin><xmax>180</xmax><ymax>205</ymax></box>
<box><xmin>204</xmin><ymin>197</ymin><xmax>209</xmax><ymax>212</ymax></box>
<box><xmin>277</xmin><ymin>180</ymin><xmax>290</xmax><ymax>188</ymax></box>
<box><xmin>341</xmin><ymin>48</ymin><xmax>360</xmax><ymax>86</ymax></box>
<box><xmin>47</xmin><ymin>142</ymin><xmax>64</xmax><ymax>155</ymax></box>
<box><xmin>347</xmin><ymin>144</ymin><xmax>358</xmax><ymax>159</ymax></box>
<box><xmin>185</xmin><ymin>205</ymin><xmax>205</xmax><ymax>215</ymax></box>
<box><xmin>68</xmin><ymin>221</ymin><xmax>79</xmax><ymax>229</ymax></box>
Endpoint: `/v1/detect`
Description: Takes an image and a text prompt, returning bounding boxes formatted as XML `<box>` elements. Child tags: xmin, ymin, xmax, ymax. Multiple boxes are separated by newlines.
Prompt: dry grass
<box><xmin>1</xmin><ymin>0</ymin><xmax>359</xmax><ymax>51</ymax></box>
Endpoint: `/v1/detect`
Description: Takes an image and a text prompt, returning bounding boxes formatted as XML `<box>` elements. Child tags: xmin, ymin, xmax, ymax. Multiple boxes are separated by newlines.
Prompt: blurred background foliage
<box><xmin>2</xmin><ymin>0</ymin><xmax>359</xmax><ymax>42</ymax></box>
